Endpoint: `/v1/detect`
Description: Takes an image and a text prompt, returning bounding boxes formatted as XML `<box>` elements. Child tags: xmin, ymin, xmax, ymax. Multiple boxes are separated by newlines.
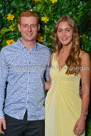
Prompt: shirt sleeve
<box><xmin>45</xmin><ymin>49</ymin><xmax>51</xmax><ymax>82</ymax></box>
<box><xmin>0</xmin><ymin>50</ymin><xmax>8</xmax><ymax>118</ymax></box>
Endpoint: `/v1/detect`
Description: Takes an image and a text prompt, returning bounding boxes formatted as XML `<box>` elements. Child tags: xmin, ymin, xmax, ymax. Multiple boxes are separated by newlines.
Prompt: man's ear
<box><xmin>38</xmin><ymin>24</ymin><xmax>40</xmax><ymax>31</ymax></box>
<box><xmin>18</xmin><ymin>24</ymin><xmax>21</xmax><ymax>32</ymax></box>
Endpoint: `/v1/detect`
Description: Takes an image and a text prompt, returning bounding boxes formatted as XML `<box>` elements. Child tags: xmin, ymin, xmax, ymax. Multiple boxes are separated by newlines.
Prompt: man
<box><xmin>0</xmin><ymin>10</ymin><xmax>50</xmax><ymax>136</ymax></box>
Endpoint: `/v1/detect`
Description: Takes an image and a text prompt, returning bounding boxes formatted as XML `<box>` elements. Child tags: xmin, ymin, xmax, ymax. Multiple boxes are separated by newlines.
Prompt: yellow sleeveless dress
<box><xmin>45</xmin><ymin>54</ymin><xmax>85</xmax><ymax>136</ymax></box>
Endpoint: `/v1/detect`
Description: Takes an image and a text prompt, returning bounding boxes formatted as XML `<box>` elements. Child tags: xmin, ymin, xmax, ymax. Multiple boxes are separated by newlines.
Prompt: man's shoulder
<box><xmin>1</xmin><ymin>42</ymin><xmax>17</xmax><ymax>54</ymax></box>
<box><xmin>37</xmin><ymin>42</ymin><xmax>50</xmax><ymax>53</ymax></box>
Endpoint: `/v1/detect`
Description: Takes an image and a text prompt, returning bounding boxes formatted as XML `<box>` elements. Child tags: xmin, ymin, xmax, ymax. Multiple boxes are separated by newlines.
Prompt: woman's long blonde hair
<box><xmin>53</xmin><ymin>16</ymin><xmax>81</xmax><ymax>75</ymax></box>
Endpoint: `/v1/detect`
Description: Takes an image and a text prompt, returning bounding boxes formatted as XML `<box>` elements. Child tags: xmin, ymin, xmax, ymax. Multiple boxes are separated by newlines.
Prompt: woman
<box><xmin>45</xmin><ymin>16</ymin><xmax>90</xmax><ymax>136</ymax></box>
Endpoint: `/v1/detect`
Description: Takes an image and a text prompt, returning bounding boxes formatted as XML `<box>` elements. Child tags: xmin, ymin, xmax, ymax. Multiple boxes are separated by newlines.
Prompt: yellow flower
<box><xmin>6</xmin><ymin>40</ymin><xmax>15</xmax><ymax>45</ymax></box>
<box><xmin>50</xmin><ymin>0</ymin><xmax>57</xmax><ymax>3</ymax></box>
<box><xmin>37</xmin><ymin>33</ymin><xmax>43</xmax><ymax>42</ymax></box>
<box><xmin>9</xmin><ymin>25</ymin><xmax>15</xmax><ymax>31</ymax></box>
<box><xmin>41</xmin><ymin>17</ymin><xmax>49</xmax><ymax>23</ymax></box>
<box><xmin>7</xmin><ymin>13</ymin><xmax>14</xmax><ymax>21</ymax></box>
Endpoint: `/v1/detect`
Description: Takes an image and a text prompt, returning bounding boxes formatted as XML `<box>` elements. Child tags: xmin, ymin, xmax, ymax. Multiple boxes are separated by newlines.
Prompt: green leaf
<box><xmin>0</xmin><ymin>28</ymin><xmax>10</xmax><ymax>36</ymax></box>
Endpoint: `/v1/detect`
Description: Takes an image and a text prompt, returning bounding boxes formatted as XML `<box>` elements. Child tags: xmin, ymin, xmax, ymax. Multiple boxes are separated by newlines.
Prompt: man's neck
<box><xmin>21</xmin><ymin>38</ymin><xmax>36</xmax><ymax>51</ymax></box>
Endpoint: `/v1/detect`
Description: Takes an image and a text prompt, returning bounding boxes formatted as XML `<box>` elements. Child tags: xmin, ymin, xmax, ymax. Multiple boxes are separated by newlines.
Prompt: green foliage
<box><xmin>86</xmin><ymin>110</ymin><xmax>91</xmax><ymax>136</ymax></box>
<box><xmin>87</xmin><ymin>119</ymin><xmax>91</xmax><ymax>136</ymax></box>
<box><xmin>0</xmin><ymin>0</ymin><xmax>91</xmax><ymax>58</ymax></box>
<box><xmin>0</xmin><ymin>1</ymin><xmax>91</xmax><ymax>135</ymax></box>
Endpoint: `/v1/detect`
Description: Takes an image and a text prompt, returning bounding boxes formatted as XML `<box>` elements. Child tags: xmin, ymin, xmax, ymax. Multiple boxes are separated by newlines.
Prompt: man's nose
<box><xmin>28</xmin><ymin>26</ymin><xmax>32</xmax><ymax>31</ymax></box>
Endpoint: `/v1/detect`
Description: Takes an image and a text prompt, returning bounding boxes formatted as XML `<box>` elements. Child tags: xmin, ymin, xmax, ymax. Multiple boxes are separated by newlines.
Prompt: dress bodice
<box><xmin>50</xmin><ymin>54</ymin><xmax>81</xmax><ymax>94</ymax></box>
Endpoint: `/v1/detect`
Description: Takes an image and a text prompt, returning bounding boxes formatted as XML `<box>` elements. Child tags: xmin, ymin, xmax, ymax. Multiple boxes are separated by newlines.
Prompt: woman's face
<box><xmin>57</xmin><ymin>21</ymin><xmax>73</xmax><ymax>46</ymax></box>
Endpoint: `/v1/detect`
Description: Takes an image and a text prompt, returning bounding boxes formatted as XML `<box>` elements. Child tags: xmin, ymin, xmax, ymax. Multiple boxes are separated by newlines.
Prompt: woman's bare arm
<box><xmin>45</xmin><ymin>53</ymin><xmax>55</xmax><ymax>90</ymax></box>
<box><xmin>80</xmin><ymin>52</ymin><xmax>90</xmax><ymax>117</ymax></box>
<box><xmin>74</xmin><ymin>52</ymin><xmax>90</xmax><ymax>135</ymax></box>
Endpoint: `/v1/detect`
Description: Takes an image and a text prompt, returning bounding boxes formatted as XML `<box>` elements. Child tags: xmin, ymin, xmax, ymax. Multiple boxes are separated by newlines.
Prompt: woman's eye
<box><xmin>66</xmin><ymin>29</ymin><xmax>70</xmax><ymax>32</ymax></box>
<box><xmin>58</xmin><ymin>30</ymin><xmax>62</xmax><ymax>32</ymax></box>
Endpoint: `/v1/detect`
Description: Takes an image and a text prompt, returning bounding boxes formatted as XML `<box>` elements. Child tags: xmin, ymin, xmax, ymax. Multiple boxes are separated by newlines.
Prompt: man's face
<box><xmin>18</xmin><ymin>16</ymin><xmax>40</xmax><ymax>43</ymax></box>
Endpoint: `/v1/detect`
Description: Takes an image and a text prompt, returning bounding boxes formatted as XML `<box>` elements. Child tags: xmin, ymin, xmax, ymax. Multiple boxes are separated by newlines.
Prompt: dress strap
<box><xmin>51</xmin><ymin>53</ymin><xmax>57</xmax><ymax>66</ymax></box>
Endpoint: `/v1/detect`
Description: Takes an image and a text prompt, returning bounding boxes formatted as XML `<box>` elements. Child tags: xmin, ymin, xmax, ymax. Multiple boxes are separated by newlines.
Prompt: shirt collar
<box><xmin>17</xmin><ymin>38</ymin><xmax>38</xmax><ymax>50</ymax></box>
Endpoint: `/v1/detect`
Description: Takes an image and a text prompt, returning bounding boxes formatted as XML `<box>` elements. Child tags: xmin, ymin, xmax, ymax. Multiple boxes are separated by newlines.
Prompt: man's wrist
<box><xmin>0</xmin><ymin>112</ymin><xmax>5</xmax><ymax>118</ymax></box>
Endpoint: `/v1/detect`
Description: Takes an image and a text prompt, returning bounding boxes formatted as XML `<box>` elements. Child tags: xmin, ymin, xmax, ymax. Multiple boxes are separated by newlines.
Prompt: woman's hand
<box><xmin>45</xmin><ymin>81</ymin><xmax>51</xmax><ymax>90</ymax></box>
<box><xmin>73</xmin><ymin>116</ymin><xmax>86</xmax><ymax>136</ymax></box>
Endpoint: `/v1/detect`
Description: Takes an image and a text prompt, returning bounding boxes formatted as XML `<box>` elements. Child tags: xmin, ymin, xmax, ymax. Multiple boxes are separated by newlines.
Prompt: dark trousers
<box><xmin>2</xmin><ymin>111</ymin><xmax>45</xmax><ymax>136</ymax></box>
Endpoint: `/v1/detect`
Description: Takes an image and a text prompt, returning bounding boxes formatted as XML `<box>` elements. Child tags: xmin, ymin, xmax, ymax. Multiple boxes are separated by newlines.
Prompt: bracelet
<box><xmin>81</xmin><ymin>111</ymin><xmax>88</xmax><ymax>117</ymax></box>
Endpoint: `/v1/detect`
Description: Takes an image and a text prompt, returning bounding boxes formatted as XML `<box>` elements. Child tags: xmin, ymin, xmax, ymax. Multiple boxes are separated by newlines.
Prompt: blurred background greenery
<box><xmin>0</xmin><ymin>0</ymin><xmax>91</xmax><ymax>135</ymax></box>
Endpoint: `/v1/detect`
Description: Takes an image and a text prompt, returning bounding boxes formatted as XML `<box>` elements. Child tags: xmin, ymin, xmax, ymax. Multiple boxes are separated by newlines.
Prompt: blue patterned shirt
<box><xmin>0</xmin><ymin>39</ymin><xmax>50</xmax><ymax>120</ymax></box>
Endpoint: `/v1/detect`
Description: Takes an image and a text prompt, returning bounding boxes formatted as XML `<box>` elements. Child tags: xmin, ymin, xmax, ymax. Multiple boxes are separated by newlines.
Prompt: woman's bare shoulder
<box><xmin>80</xmin><ymin>50</ymin><xmax>90</xmax><ymax>65</ymax></box>
<box><xmin>80</xmin><ymin>50</ymin><xmax>90</xmax><ymax>59</ymax></box>
<box><xmin>50</xmin><ymin>52</ymin><xmax>55</xmax><ymax>60</ymax></box>
<box><xmin>50</xmin><ymin>52</ymin><xmax>55</xmax><ymax>66</ymax></box>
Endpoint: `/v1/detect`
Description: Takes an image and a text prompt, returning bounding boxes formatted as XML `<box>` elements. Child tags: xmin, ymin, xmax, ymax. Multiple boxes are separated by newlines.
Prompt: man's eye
<box><xmin>23</xmin><ymin>25</ymin><xmax>27</xmax><ymax>27</ymax></box>
<box><xmin>32</xmin><ymin>25</ymin><xmax>36</xmax><ymax>27</ymax></box>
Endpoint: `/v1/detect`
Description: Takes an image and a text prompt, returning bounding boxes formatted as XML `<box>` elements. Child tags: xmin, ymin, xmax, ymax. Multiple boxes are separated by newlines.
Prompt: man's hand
<box><xmin>0</xmin><ymin>118</ymin><xmax>6</xmax><ymax>134</ymax></box>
